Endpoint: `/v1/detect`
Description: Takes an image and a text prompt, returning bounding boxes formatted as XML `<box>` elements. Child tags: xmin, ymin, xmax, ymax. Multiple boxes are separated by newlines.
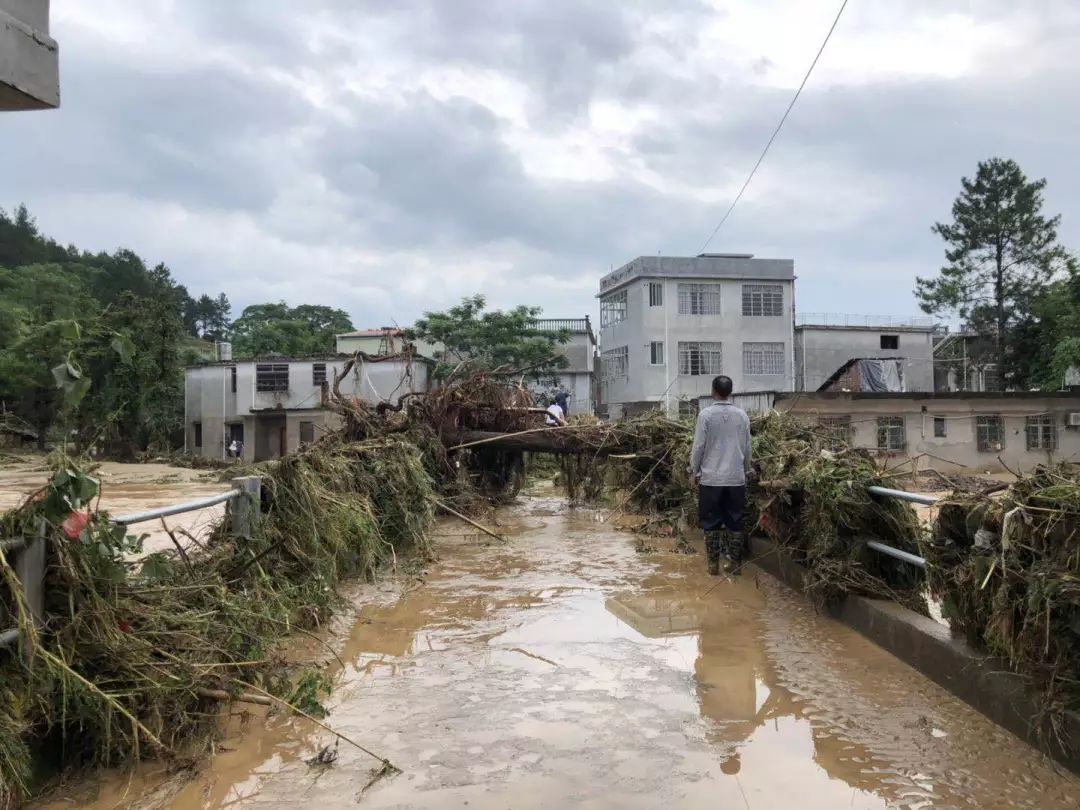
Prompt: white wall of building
<box><xmin>777</xmin><ymin>393</ymin><xmax>1080</xmax><ymax>473</ymax></box>
<box><xmin>0</xmin><ymin>0</ymin><xmax>59</xmax><ymax>110</ymax></box>
<box><xmin>795</xmin><ymin>325</ymin><xmax>936</xmax><ymax>392</ymax></box>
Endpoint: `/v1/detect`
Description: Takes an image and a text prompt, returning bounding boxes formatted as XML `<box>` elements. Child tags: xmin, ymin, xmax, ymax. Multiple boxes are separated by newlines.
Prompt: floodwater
<box><xmin>34</xmin><ymin>495</ymin><xmax>1080</xmax><ymax>809</ymax></box>
<box><xmin>0</xmin><ymin>456</ymin><xmax>231</xmax><ymax>554</ymax></box>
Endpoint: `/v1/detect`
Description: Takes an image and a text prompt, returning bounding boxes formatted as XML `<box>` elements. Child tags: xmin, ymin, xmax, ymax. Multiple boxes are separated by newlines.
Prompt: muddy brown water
<box><xmin>33</xmin><ymin>495</ymin><xmax>1080</xmax><ymax>809</ymax></box>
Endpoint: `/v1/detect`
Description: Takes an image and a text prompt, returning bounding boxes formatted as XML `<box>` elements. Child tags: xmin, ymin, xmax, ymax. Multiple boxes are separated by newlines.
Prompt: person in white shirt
<box><xmin>545</xmin><ymin>392</ymin><xmax>570</xmax><ymax>426</ymax></box>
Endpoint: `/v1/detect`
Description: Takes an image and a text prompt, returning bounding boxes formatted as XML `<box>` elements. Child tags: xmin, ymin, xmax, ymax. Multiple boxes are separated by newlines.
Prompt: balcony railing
<box><xmin>530</xmin><ymin>318</ymin><xmax>591</xmax><ymax>333</ymax></box>
<box><xmin>796</xmin><ymin>312</ymin><xmax>939</xmax><ymax>329</ymax></box>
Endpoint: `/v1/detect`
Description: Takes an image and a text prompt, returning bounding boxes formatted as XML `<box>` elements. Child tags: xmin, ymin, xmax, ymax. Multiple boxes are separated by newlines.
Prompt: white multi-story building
<box><xmin>597</xmin><ymin>253</ymin><xmax>795</xmax><ymax>417</ymax></box>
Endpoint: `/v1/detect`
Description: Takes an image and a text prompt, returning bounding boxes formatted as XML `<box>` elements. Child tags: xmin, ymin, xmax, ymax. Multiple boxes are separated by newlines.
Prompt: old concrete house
<box><xmin>1</xmin><ymin>0</ymin><xmax>58</xmax><ymax>110</ymax></box>
<box><xmin>794</xmin><ymin>316</ymin><xmax>939</xmax><ymax>392</ymax></box>
<box><xmin>527</xmin><ymin>317</ymin><xmax>598</xmax><ymax>415</ymax></box>
<box><xmin>775</xmin><ymin>390</ymin><xmax>1080</xmax><ymax>473</ymax></box>
<box><xmin>598</xmin><ymin>253</ymin><xmax>795</xmax><ymax>417</ymax></box>
<box><xmin>184</xmin><ymin>355</ymin><xmax>433</xmax><ymax>462</ymax></box>
<box><xmin>335</xmin><ymin>328</ymin><xmax>442</xmax><ymax>359</ymax></box>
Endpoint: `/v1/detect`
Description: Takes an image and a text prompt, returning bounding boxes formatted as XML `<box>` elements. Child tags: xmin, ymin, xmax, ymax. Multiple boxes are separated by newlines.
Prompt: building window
<box><xmin>880</xmin><ymin>335</ymin><xmax>899</xmax><ymax>350</ymax></box>
<box><xmin>933</xmin><ymin>416</ymin><xmax>946</xmax><ymax>438</ymax></box>
<box><xmin>312</xmin><ymin>363</ymin><xmax>327</xmax><ymax>386</ymax></box>
<box><xmin>742</xmin><ymin>342</ymin><xmax>784</xmax><ymax>375</ymax></box>
<box><xmin>193</xmin><ymin>422</ymin><xmax>203</xmax><ymax>448</ymax></box>
<box><xmin>255</xmin><ymin>363</ymin><xmax>289</xmax><ymax>392</ymax></box>
<box><xmin>677</xmin><ymin>283</ymin><xmax>721</xmax><ymax>315</ymax></box>
<box><xmin>678</xmin><ymin>399</ymin><xmax>699</xmax><ymax>419</ymax></box>
<box><xmin>648</xmin><ymin>341</ymin><xmax>665</xmax><ymax>365</ymax></box>
<box><xmin>876</xmin><ymin>416</ymin><xmax>905</xmax><ymax>451</ymax></box>
<box><xmin>678</xmin><ymin>341</ymin><xmax>723</xmax><ymax>376</ymax></box>
<box><xmin>975</xmin><ymin>415</ymin><xmax>1004</xmax><ymax>452</ymax></box>
<box><xmin>1025</xmin><ymin>414</ymin><xmax>1056</xmax><ymax>450</ymax></box>
<box><xmin>601</xmin><ymin>346</ymin><xmax>629</xmax><ymax>381</ymax></box>
<box><xmin>600</xmin><ymin>290</ymin><xmax>627</xmax><ymax>327</ymax></box>
<box><xmin>741</xmin><ymin>284</ymin><xmax>783</xmax><ymax>316</ymax></box>
<box><xmin>299</xmin><ymin>420</ymin><xmax>315</xmax><ymax>444</ymax></box>
<box><xmin>230</xmin><ymin>366</ymin><xmax>237</xmax><ymax>393</ymax></box>
<box><xmin>648</xmin><ymin>282</ymin><xmax>664</xmax><ymax>307</ymax></box>
<box><xmin>818</xmin><ymin>416</ymin><xmax>851</xmax><ymax>447</ymax></box>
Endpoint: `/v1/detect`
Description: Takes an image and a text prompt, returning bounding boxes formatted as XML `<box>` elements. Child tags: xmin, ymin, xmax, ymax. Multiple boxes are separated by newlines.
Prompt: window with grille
<box><xmin>678</xmin><ymin>399</ymin><xmax>700</xmax><ymax>419</ymax></box>
<box><xmin>975</xmin><ymin>415</ymin><xmax>1004</xmax><ymax>452</ymax></box>
<box><xmin>933</xmin><ymin>416</ymin><xmax>946</xmax><ymax>438</ymax></box>
<box><xmin>678</xmin><ymin>341</ymin><xmax>722</xmax><ymax>376</ymax></box>
<box><xmin>193</xmin><ymin>422</ymin><xmax>203</xmax><ymax>448</ymax></box>
<box><xmin>648</xmin><ymin>282</ymin><xmax>664</xmax><ymax>307</ymax></box>
<box><xmin>818</xmin><ymin>416</ymin><xmax>851</xmax><ymax>447</ymax></box>
<box><xmin>601</xmin><ymin>346</ymin><xmax>628</xmax><ymax>381</ymax></box>
<box><xmin>600</xmin><ymin>290</ymin><xmax>628</xmax><ymax>327</ymax></box>
<box><xmin>649</xmin><ymin>341</ymin><xmax>665</xmax><ymax>365</ymax></box>
<box><xmin>741</xmin><ymin>284</ymin><xmax>783</xmax><ymax>316</ymax></box>
<box><xmin>256</xmin><ymin>363</ymin><xmax>289</xmax><ymax>392</ymax></box>
<box><xmin>230</xmin><ymin>366</ymin><xmax>237</xmax><ymax>393</ymax></box>
<box><xmin>299</xmin><ymin>421</ymin><xmax>315</xmax><ymax>444</ymax></box>
<box><xmin>742</xmin><ymin>342</ymin><xmax>784</xmax><ymax>375</ymax></box>
<box><xmin>677</xmin><ymin>283</ymin><xmax>721</xmax><ymax>315</ymax></box>
<box><xmin>1025</xmin><ymin>414</ymin><xmax>1056</xmax><ymax>450</ymax></box>
<box><xmin>312</xmin><ymin>363</ymin><xmax>327</xmax><ymax>386</ymax></box>
<box><xmin>876</xmin><ymin>416</ymin><xmax>905</xmax><ymax>451</ymax></box>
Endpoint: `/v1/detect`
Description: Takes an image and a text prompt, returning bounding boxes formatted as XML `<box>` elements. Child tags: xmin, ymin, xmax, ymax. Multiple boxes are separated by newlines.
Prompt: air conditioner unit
<box><xmin>1067</xmin><ymin>412</ymin><xmax>1080</xmax><ymax>427</ymax></box>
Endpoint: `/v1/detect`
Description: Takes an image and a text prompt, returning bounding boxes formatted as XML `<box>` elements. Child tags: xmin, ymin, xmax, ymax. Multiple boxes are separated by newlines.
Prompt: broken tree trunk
<box><xmin>451</xmin><ymin>429</ymin><xmax>636</xmax><ymax>456</ymax></box>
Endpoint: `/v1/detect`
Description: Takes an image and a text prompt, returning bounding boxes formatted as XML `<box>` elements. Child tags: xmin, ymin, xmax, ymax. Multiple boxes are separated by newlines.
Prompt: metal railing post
<box><xmin>229</xmin><ymin>476</ymin><xmax>261</xmax><ymax>541</ymax></box>
<box><xmin>14</xmin><ymin>522</ymin><xmax>46</xmax><ymax>627</ymax></box>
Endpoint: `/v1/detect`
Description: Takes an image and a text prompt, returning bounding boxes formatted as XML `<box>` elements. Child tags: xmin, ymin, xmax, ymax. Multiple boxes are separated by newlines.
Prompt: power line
<box><xmin>698</xmin><ymin>0</ymin><xmax>850</xmax><ymax>254</ymax></box>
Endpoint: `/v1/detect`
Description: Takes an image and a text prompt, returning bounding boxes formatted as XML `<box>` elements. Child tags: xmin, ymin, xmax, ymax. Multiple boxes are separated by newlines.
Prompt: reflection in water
<box><xmin>33</xmin><ymin>498</ymin><xmax>1080</xmax><ymax>810</ymax></box>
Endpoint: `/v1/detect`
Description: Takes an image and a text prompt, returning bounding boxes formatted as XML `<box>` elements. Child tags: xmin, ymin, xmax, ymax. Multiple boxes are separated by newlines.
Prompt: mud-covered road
<box><xmin>38</xmin><ymin>494</ymin><xmax>1080</xmax><ymax>809</ymax></box>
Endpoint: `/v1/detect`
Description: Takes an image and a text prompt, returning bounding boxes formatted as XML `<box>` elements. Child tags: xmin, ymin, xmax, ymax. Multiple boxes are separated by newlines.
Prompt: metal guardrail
<box><xmin>865</xmin><ymin>486</ymin><xmax>939</xmax><ymax>568</ymax></box>
<box><xmin>2</xmin><ymin>477</ymin><xmax>261</xmax><ymax>650</ymax></box>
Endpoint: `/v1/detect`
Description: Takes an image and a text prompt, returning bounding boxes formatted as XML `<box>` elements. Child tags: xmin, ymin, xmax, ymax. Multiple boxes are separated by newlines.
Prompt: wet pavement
<box><xmin>34</xmin><ymin>495</ymin><xmax>1080</xmax><ymax>809</ymax></box>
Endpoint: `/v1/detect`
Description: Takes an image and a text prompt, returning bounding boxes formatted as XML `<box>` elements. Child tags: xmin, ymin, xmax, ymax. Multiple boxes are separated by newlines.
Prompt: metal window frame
<box><xmin>312</xmin><ymin>363</ymin><xmax>327</xmax><ymax>386</ymax></box>
<box><xmin>255</xmin><ymin>363</ymin><xmax>290</xmax><ymax>393</ymax></box>
<box><xmin>876</xmin><ymin>416</ymin><xmax>905</xmax><ymax>451</ymax></box>
<box><xmin>1025</xmin><ymin>414</ymin><xmax>1056</xmax><ymax>450</ymax></box>
<box><xmin>193</xmin><ymin>421</ymin><xmax>203</xmax><ymax>448</ymax></box>
<box><xmin>649</xmin><ymin>341</ymin><xmax>665</xmax><ymax>365</ymax></box>
<box><xmin>932</xmin><ymin>415</ymin><xmax>946</xmax><ymax>438</ymax></box>
<box><xmin>818</xmin><ymin>415</ymin><xmax>852</xmax><ymax>446</ymax></box>
<box><xmin>601</xmin><ymin>346</ymin><xmax>629</xmax><ymax>381</ymax></box>
<box><xmin>975</xmin><ymin>414</ymin><xmax>1004</xmax><ymax>452</ymax></box>
<box><xmin>600</xmin><ymin>290</ymin><xmax>628</xmax><ymax>327</ymax></box>
<box><xmin>741</xmin><ymin>283</ymin><xmax>783</xmax><ymax>317</ymax></box>
<box><xmin>299</xmin><ymin>420</ymin><xmax>316</xmax><ymax>444</ymax></box>
<box><xmin>880</xmin><ymin>334</ymin><xmax>900</xmax><ymax>350</ymax></box>
<box><xmin>230</xmin><ymin>366</ymin><xmax>237</xmax><ymax>393</ymax></box>
<box><xmin>677</xmin><ymin>283</ymin><xmax>721</xmax><ymax>315</ymax></box>
<box><xmin>742</xmin><ymin>342</ymin><xmax>784</xmax><ymax>375</ymax></box>
<box><xmin>648</xmin><ymin>282</ymin><xmax>664</xmax><ymax>307</ymax></box>
<box><xmin>678</xmin><ymin>341</ymin><xmax>723</xmax><ymax>376</ymax></box>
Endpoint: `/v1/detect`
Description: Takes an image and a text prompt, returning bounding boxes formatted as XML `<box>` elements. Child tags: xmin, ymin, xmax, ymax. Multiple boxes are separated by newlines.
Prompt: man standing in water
<box><xmin>688</xmin><ymin>375</ymin><xmax>752</xmax><ymax>575</ymax></box>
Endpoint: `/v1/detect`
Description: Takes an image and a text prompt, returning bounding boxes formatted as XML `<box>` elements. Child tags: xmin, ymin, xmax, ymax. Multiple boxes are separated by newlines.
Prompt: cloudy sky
<box><xmin>4</xmin><ymin>0</ymin><xmax>1079</xmax><ymax>328</ymax></box>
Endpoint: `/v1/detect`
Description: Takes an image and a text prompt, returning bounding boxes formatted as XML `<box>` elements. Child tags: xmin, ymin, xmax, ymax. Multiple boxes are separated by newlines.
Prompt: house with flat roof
<box><xmin>1</xmin><ymin>0</ymin><xmax>59</xmax><ymax>110</ymax></box>
<box><xmin>527</xmin><ymin>317</ymin><xmax>598</xmax><ymax>415</ymax></box>
<box><xmin>794</xmin><ymin>314</ymin><xmax>941</xmax><ymax>392</ymax></box>
<box><xmin>597</xmin><ymin>253</ymin><xmax>795</xmax><ymax>417</ymax></box>
<box><xmin>184</xmin><ymin>354</ymin><xmax>433</xmax><ymax>462</ymax></box>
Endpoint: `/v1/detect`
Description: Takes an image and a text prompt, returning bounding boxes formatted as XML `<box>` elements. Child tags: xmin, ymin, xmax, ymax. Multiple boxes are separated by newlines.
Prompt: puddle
<box><xmin>33</xmin><ymin>496</ymin><xmax>1080</xmax><ymax>809</ymax></box>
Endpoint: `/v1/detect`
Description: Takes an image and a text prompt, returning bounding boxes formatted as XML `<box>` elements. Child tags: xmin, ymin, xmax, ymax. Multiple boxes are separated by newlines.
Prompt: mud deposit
<box><xmin>36</xmin><ymin>497</ymin><xmax>1080</xmax><ymax>809</ymax></box>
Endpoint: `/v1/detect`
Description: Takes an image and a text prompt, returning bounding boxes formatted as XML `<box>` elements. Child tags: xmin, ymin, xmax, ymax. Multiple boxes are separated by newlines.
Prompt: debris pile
<box><xmin>922</xmin><ymin>466</ymin><xmax>1080</xmax><ymax>735</ymax></box>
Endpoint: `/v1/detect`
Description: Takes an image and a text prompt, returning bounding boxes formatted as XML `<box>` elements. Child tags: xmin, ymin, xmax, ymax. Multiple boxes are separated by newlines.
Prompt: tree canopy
<box><xmin>231</xmin><ymin>303</ymin><xmax>353</xmax><ymax>358</ymax></box>
<box><xmin>412</xmin><ymin>294</ymin><xmax>569</xmax><ymax>381</ymax></box>
<box><xmin>916</xmin><ymin>158</ymin><xmax>1076</xmax><ymax>389</ymax></box>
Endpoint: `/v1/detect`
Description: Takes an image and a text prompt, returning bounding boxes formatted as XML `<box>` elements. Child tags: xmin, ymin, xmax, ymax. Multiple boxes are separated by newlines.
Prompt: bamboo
<box><xmin>428</xmin><ymin>496</ymin><xmax>505</xmax><ymax>542</ymax></box>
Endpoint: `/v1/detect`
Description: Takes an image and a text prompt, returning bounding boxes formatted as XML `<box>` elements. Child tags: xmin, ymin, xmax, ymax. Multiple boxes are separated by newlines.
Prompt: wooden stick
<box><xmin>428</xmin><ymin>496</ymin><xmax>505</xmax><ymax>542</ymax></box>
<box><xmin>197</xmin><ymin>687</ymin><xmax>273</xmax><ymax>706</ymax></box>
<box><xmin>232</xmin><ymin>679</ymin><xmax>395</xmax><ymax>767</ymax></box>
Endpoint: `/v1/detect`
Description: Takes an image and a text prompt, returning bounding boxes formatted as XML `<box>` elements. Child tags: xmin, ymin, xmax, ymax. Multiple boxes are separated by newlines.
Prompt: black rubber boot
<box><xmin>726</xmin><ymin>532</ymin><xmax>747</xmax><ymax>576</ymax></box>
<box><xmin>705</xmin><ymin>530</ymin><xmax>723</xmax><ymax>575</ymax></box>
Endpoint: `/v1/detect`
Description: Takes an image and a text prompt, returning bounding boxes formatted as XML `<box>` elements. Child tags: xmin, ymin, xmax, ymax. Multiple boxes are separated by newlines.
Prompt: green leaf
<box><xmin>58</xmin><ymin>320</ymin><xmax>81</xmax><ymax>340</ymax></box>
<box><xmin>138</xmin><ymin>553</ymin><xmax>173</xmax><ymax>583</ymax></box>
<box><xmin>74</xmin><ymin>473</ymin><xmax>99</xmax><ymax>504</ymax></box>
<box><xmin>64</xmin><ymin>376</ymin><xmax>91</xmax><ymax>407</ymax></box>
<box><xmin>111</xmin><ymin>334</ymin><xmax>135</xmax><ymax>365</ymax></box>
<box><xmin>51</xmin><ymin>363</ymin><xmax>69</xmax><ymax>388</ymax></box>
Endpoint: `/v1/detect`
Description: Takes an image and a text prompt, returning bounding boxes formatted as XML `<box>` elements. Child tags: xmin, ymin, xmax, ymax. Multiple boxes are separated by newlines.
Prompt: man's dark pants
<box><xmin>698</xmin><ymin>485</ymin><xmax>747</xmax><ymax>569</ymax></box>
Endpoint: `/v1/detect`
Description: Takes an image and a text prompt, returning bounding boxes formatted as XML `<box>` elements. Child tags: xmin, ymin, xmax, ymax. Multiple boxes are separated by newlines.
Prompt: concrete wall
<box><xmin>599</xmin><ymin>259</ymin><xmax>794</xmax><ymax>413</ymax></box>
<box><xmin>0</xmin><ymin>0</ymin><xmax>58</xmax><ymax>110</ymax></box>
<box><xmin>776</xmin><ymin>393</ymin><xmax>1080</xmax><ymax>472</ymax></box>
<box><xmin>796</xmin><ymin>326</ymin><xmax>936</xmax><ymax>392</ymax></box>
<box><xmin>335</xmin><ymin>334</ymin><xmax>441</xmax><ymax>358</ymax></box>
<box><xmin>184</xmin><ymin>357</ymin><xmax>432</xmax><ymax>460</ymax></box>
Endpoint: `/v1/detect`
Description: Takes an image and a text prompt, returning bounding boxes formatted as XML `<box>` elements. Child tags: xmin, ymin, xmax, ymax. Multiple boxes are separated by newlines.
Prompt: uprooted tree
<box><xmin>411</xmin><ymin>294</ymin><xmax>570</xmax><ymax>383</ymax></box>
<box><xmin>915</xmin><ymin>157</ymin><xmax>1076</xmax><ymax>390</ymax></box>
